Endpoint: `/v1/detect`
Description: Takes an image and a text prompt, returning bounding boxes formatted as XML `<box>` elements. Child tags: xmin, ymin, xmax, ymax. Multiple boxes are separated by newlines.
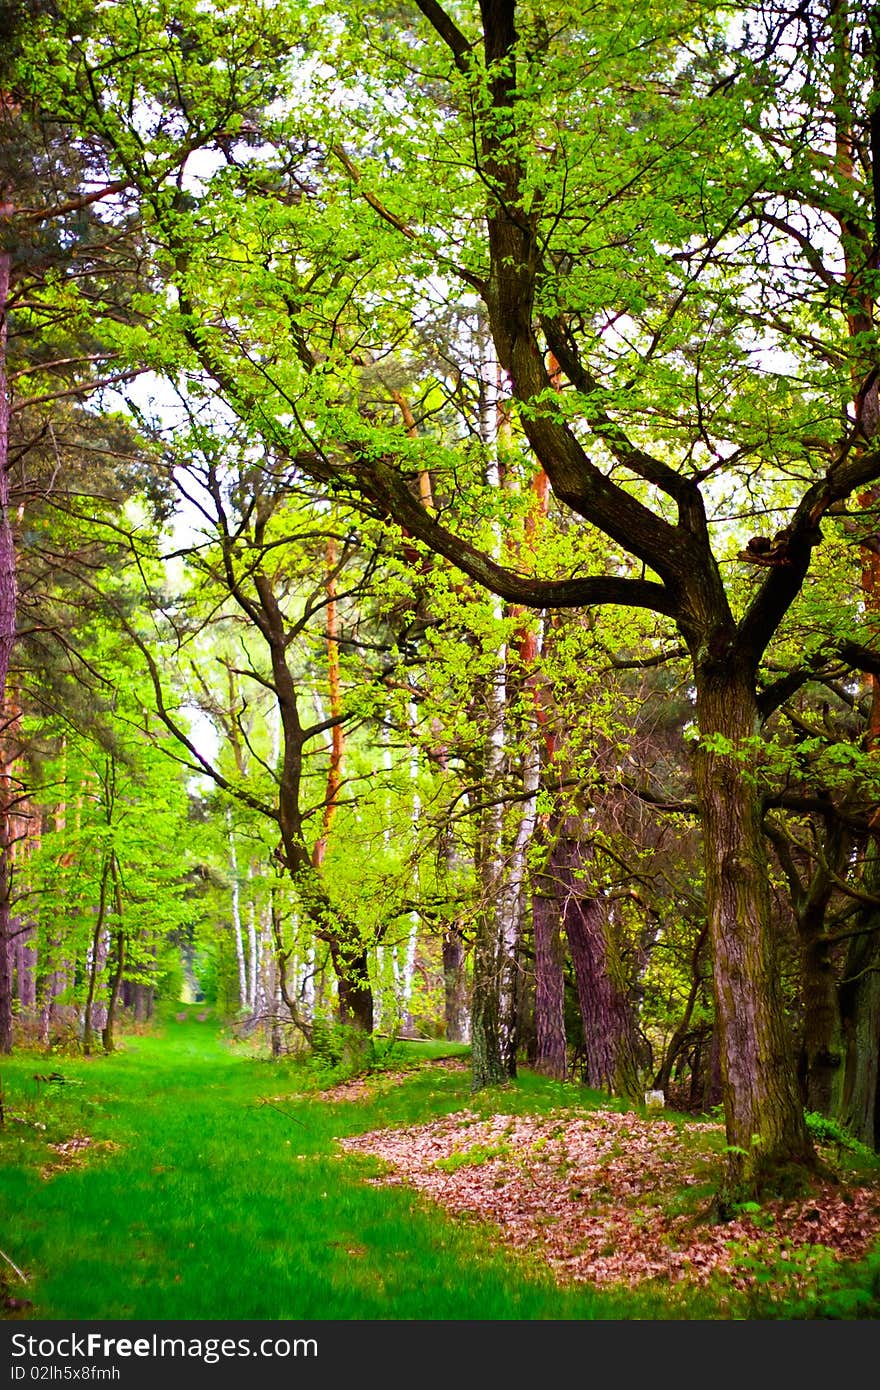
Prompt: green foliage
<box><xmin>724</xmin><ymin>1239</ymin><xmax>880</xmax><ymax>1320</ymax></box>
<box><xmin>804</xmin><ymin>1112</ymin><xmax>876</xmax><ymax>1164</ymax></box>
<box><xmin>434</xmin><ymin>1140</ymin><xmax>513</xmax><ymax>1172</ymax></box>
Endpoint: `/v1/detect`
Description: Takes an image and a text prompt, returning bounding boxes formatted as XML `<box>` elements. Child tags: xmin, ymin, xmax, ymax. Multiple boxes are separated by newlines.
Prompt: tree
<box><xmin>14</xmin><ymin>607</ymin><xmax>199</xmax><ymax>1050</ymax></box>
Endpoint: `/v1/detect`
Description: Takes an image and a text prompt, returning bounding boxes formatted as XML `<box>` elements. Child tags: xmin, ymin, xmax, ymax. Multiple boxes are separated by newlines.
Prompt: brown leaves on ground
<box><xmin>40</xmin><ymin>1133</ymin><xmax>120</xmax><ymax>1180</ymax></box>
<box><xmin>339</xmin><ymin>1108</ymin><xmax>880</xmax><ymax>1301</ymax></box>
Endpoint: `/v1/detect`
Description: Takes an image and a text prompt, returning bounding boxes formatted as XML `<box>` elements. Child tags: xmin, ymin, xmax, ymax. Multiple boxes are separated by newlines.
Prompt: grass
<box><xmin>0</xmin><ymin>1008</ymin><xmax>877</xmax><ymax>1321</ymax></box>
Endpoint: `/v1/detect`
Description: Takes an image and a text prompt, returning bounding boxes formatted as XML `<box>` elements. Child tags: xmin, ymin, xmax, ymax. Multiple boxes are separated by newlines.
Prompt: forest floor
<box><xmin>2</xmin><ymin>1013</ymin><xmax>879</xmax><ymax>1320</ymax></box>
<box><xmin>338</xmin><ymin>1093</ymin><xmax>880</xmax><ymax>1309</ymax></box>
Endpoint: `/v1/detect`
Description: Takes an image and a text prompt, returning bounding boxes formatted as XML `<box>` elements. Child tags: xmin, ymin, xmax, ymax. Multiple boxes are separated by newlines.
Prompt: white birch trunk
<box><xmin>397</xmin><ymin>703</ymin><xmax>421</xmax><ymax>1029</ymax></box>
<box><xmin>227</xmin><ymin>809</ymin><xmax>248</xmax><ymax>1010</ymax></box>
<box><xmin>246</xmin><ymin>862</ymin><xmax>259</xmax><ymax>1013</ymax></box>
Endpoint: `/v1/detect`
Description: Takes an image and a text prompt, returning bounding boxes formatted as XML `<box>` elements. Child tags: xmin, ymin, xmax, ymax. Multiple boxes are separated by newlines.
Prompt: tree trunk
<box><xmin>82</xmin><ymin>860</ymin><xmax>110</xmax><ymax>1057</ymax></box>
<box><xmin>498</xmin><ymin>734</ymin><xmax>540</xmax><ymax>1073</ymax></box>
<box><xmin>14</xmin><ymin>922</ymin><xmax>36</xmax><ymax>1011</ymax></box>
<box><xmin>693</xmin><ymin>665</ymin><xmax>815</xmax><ymax>1194</ymax></box>
<box><xmin>475</xmin><ymin>654</ymin><xmax>516</xmax><ymax>1081</ymax></box>
<box><xmin>470</xmin><ymin>891</ymin><xmax>507</xmax><ymax>1087</ymax></box>
<box><xmin>101</xmin><ymin>930</ymin><xmax>125</xmax><ymax>1052</ymax></box>
<box><xmin>442</xmin><ymin>925</ymin><xmax>469</xmax><ymax>1043</ymax></box>
<box><xmin>838</xmin><ymin>850</ymin><xmax>880</xmax><ymax>1149</ymax></box>
<box><xmin>227</xmin><ymin>812</ymin><xmax>248</xmax><ymax>1011</ymax></box>
<box><xmin>543</xmin><ymin>825</ymin><xmax>641</xmax><ymax>1097</ymax></box>
<box><xmin>799</xmin><ymin>926</ymin><xmax>845</xmax><ymax>1117</ymax></box>
<box><xmin>101</xmin><ymin>859</ymin><xmax>125</xmax><ymax>1052</ymax></box>
<box><xmin>285</xmin><ymin>857</ymin><xmax>373</xmax><ymax>1031</ymax></box>
<box><xmin>332</xmin><ymin>942</ymin><xmax>373</xmax><ymax>1031</ymax></box>
<box><xmin>702</xmin><ymin>1026</ymin><xmax>723</xmax><ymax>1110</ymax></box>
<box><xmin>246</xmin><ymin>883</ymin><xmax>259</xmax><ymax>1014</ymax></box>
<box><xmin>468</xmin><ymin>786</ymin><xmax>508</xmax><ymax>1084</ymax></box>
<box><xmin>839</xmin><ymin>506</ymin><xmax>880</xmax><ymax>1148</ymax></box>
<box><xmin>132</xmin><ymin>983</ymin><xmax>153</xmax><ymax>1023</ymax></box>
<box><xmin>765</xmin><ymin>813</ymin><xmax>848</xmax><ymax>1118</ymax></box>
<box><xmin>532</xmin><ymin>854</ymin><xmax>567</xmax><ymax>1080</ymax></box>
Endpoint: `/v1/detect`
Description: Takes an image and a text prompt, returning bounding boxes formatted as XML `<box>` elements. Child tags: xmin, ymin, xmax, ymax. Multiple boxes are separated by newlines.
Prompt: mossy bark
<box><xmin>693</xmin><ymin>666</ymin><xmax>815</xmax><ymax>1195</ymax></box>
<box><xmin>470</xmin><ymin>906</ymin><xmax>507</xmax><ymax>1089</ymax></box>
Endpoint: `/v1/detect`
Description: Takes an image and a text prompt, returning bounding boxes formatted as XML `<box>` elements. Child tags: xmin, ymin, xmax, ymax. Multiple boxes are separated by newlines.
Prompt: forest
<box><xmin>2</xmin><ymin>0</ymin><xmax>880</xmax><ymax>1326</ymax></box>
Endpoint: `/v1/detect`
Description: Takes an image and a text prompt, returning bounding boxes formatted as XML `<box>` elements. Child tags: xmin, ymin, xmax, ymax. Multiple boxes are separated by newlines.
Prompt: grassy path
<box><xmin>0</xmin><ymin>1013</ymin><xmax>674</xmax><ymax>1321</ymax></box>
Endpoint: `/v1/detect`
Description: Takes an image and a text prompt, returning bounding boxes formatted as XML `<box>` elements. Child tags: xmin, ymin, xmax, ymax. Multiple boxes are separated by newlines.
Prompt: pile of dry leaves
<box><xmin>338</xmin><ymin>1107</ymin><xmax>880</xmax><ymax>1300</ymax></box>
<box><xmin>40</xmin><ymin>1134</ymin><xmax>119</xmax><ymax>1180</ymax></box>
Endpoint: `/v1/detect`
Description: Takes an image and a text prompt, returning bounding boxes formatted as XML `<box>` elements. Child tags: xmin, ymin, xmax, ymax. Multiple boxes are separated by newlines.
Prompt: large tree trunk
<box><xmin>565</xmin><ymin>899</ymin><xmax>640</xmax><ymax>1098</ymax></box>
<box><xmin>693</xmin><ymin>665</ymin><xmax>815</xmax><ymax>1195</ymax></box>
<box><xmin>331</xmin><ymin>942</ymin><xmax>373</xmax><ymax>1032</ymax></box>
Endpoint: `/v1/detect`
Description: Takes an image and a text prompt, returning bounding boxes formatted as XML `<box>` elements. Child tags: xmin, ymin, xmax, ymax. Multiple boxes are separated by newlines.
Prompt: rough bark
<box><xmin>764</xmin><ymin>814</ymin><xmax>847</xmax><ymax>1117</ymax></box>
<box><xmin>531</xmin><ymin>867</ymin><xmax>567</xmax><ymax>1080</ymax></box>
<box><xmin>542</xmin><ymin>827</ymin><xmax>641</xmax><ymax>1097</ymax></box>
<box><xmin>799</xmin><ymin>924</ymin><xmax>845</xmax><ymax>1117</ymax></box>
<box><xmin>693</xmin><ymin>664</ymin><xmax>815</xmax><ymax>1193</ymax></box>
<box><xmin>470</xmin><ymin>931</ymin><xmax>506</xmax><ymax>1088</ymax></box>
<box><xmin>442</xmin><ymin>925</ymin><xmax>469</xmax><ymax>1042</ymax></box>
<box><xmin>471</xmin><ymin>819</ymin><xmax>507</xmax><ymax>1086</ymax></box>
<box><xmin>13</xmin><ymin>921</ymin><xmax>35</xmax><ymax>1010</ymax></box>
